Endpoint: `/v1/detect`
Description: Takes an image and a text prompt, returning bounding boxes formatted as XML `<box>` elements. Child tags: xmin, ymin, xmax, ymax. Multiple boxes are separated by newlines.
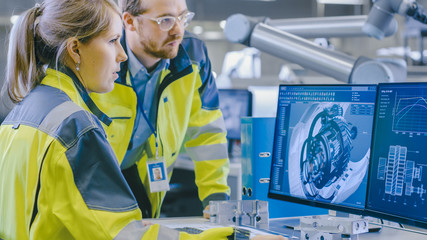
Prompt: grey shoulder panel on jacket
<box><xmin>2</xmin><ymin>85</ymin><xmax>103</xmax><ymax>148</ymax></box>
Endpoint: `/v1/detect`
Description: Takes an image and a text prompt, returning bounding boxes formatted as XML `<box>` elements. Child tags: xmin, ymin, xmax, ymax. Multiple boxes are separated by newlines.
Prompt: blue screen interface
<box><xmin>269</xmin><ymin>85</ymin><xmax>377</xmax><ymax>210</ymax></box>
<box><xmin>367</xmin><ymin>83</ymin><xmax>427</xmax><ymax>224</ymax></box>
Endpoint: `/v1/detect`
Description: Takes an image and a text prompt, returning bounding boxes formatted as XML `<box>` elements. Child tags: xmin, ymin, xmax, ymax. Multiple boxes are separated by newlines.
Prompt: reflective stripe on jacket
<box><xmin>91</xmin><ymin>32</ymin><xmax>231</xmax><ymax>217</ymax></box>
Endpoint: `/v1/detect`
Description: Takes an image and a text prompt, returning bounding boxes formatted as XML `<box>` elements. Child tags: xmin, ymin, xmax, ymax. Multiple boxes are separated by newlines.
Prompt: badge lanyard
<box><xmin>140</xmin><ymin>108</ymin><xmax>159</xmax><ymax>159</ymax></box>
<box><xmin>131</xmin><ymin>73</ymin><xmax>169</xmax><ymax>193</ymax></box>
<box><xmin>129</xmin><ymin>71</ymin><xmax>160</xmax><ymax>159</ymax></box>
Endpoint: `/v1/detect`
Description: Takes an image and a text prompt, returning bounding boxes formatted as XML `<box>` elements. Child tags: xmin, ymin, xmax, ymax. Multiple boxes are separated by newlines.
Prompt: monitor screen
<box><xmin>218</xmin><ymin>89</ymin><xmax>252</xmax><ymax>140</ymax></box>
<box><xmin>268</xmin><ymin>84</ymin><xmax>377</xmax><ymax>214</ymax></box>
<box><xmin>366</xmin><ymin>82</ymin><xmax>427</xmax><ymax>228</ymax></box>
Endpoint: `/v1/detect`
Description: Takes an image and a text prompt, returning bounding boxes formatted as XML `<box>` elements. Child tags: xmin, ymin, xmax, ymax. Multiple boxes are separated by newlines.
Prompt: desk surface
<box><xmin>268</xmin><ymin>218</ymin><xmax>427</xmax><ymax>240</ymax></box>
<box><xmin>149</xmin><ymin>217</ymin><xmax>273</xmax><ymax>238</ymax></box>
<box><xmin>150</xmin><ymin>216</ymin><xmax>427</xmax><ymax>239</ymax></box>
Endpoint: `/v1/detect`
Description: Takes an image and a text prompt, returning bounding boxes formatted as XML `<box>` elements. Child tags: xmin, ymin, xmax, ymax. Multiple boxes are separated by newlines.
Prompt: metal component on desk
<box><xmin>247</xmin><ymin>200</ymin><xmax>260</xmax><ymax>228</ymax></box>
<box><xmin>235</xmin><ymin>200</ymin><xmax>243</xmax><ymax>226</ymax></box>
<box><xmin>207</xmin><ymin>200</ymin><xmax>269</xmax><ymax>229</ymax></box>
<box><xmin>298</xmin><ymin>215</ymin><xmax>369</xmax><ymax>240</ymax></box>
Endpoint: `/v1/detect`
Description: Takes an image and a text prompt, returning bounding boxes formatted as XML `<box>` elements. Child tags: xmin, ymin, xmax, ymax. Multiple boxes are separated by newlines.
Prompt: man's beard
<box><xmin>144</xmin><ymin>37</ymin><xmax>181</xmax><ymax>59</ymax></box>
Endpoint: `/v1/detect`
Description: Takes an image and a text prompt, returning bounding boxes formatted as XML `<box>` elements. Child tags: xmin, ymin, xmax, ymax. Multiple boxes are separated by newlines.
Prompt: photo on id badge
<box><xmin>149</xmin><ymin>164</ymin><xmax>165</xmax><ymax>181</ymax></box>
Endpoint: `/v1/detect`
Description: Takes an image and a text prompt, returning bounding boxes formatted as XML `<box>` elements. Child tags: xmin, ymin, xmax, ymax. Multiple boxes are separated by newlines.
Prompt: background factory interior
<box><xmin>1</xmin><ymin>0</ymin><xmax>427</xmax><ymax>220</ymax></box>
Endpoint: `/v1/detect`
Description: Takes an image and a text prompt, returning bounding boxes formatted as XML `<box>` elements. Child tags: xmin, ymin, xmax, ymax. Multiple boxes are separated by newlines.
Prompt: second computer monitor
<box><xmin>269</xmin><ymin>85</ymin><xmax>377</xmax><ymax>214</ymax></box>
<box><xmin>367</xmin><ymin>82</ymin><xmax>427</xmax><ymax>228</ymax></box>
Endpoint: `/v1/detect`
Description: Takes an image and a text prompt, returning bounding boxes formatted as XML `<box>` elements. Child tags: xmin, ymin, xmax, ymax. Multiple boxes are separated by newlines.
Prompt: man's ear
<box><xmin>123</xmin><ymin>12</ymin><xmax>138</xmax><ymax>31</ymax></box>
<box><xmin>66</xmin><ymin>37</ymin><xmax>81</xmax><ymax>64</ymax></box>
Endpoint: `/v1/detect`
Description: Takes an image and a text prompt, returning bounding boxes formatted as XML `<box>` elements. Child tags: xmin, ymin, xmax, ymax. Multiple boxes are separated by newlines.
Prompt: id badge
<box><xmin>147</xmin><ymin>157</ymin><xmax>170</xmax><ymax>193</ymax></box>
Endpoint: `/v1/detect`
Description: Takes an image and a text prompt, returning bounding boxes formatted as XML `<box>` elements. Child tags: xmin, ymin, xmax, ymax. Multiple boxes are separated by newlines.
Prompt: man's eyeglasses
<box><xmin>140</xmin><ymin>12</ymin><xmax>195</xmax><ymax>31</ymax></box>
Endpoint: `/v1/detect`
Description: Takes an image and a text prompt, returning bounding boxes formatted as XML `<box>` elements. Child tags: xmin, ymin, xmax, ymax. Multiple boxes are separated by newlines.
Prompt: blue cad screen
<box><xmin>269</xmin><ymin>85</ymin><xmax>377</xmax><ymax>213</ymax></box>
<box><xmin>367</xmin><ymin>83</ymin><xmax>427</xmax><ymax>226</ymax></box>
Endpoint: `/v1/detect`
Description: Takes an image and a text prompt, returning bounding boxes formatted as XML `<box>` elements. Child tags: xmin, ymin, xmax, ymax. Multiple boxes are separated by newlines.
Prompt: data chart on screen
<box><xmin>367</xmin><ymin>83</ymin><xmax>427</xmax><ymax>227</ymax></box>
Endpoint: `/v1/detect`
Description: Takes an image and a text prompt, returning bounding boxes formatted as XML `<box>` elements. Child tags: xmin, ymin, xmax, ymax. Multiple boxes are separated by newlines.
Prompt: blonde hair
<box><xmin>4</xmin><ymin>0</ymin><xmax>121</xmax><ymax>103</ymax></box>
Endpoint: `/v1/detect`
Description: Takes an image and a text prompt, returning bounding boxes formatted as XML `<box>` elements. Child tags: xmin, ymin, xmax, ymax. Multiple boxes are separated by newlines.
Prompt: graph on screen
<box><xmin>376</xmin><ymin>145</ymin><xmax>426</xmax><ymax>202</ymax></box>
<box><xmin>367</xmin><ymin>83</ymin><xmax>427</xmax><ymax>228</ymax></box>
<box><xmin>392</xmin><ymin>95</ymin><xmax>427</xmax><ymax>134</ymax></box>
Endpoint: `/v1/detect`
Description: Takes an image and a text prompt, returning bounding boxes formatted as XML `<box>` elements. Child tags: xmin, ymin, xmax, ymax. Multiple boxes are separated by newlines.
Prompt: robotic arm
<box><xmin>224</xmin><ymin>1</ymin><xmax>427</xmax><ymax>83</ymax></box>
<box><xmin>363</xmin><ymin>0</ymin><xmax>427</xmax><ymax>39</ymax></box>
<box><xmin>224</xmin><ymin>14</ymin><xmax>406</xmax><ymax>83</ymax></box>
<box><xmin>266</xmin><ymin>15</ymin><xmax>397</xmax><ymax>39</ymax></box>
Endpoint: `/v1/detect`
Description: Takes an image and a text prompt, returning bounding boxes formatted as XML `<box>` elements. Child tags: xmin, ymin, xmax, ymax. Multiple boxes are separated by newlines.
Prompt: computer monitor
<box><xmin>268</xmin><ymin>84</ymin><xmax>377</xmax><ymax>215</ymax></box>
<box><xmin>366</xmin><ymin>82</ymin><xmax>427</xmax><ymax>229</ymax></box>
<box><xmin>218</xmin><ymin>89</ymin><xmax>252</xmax><ymax>140</ymax></box>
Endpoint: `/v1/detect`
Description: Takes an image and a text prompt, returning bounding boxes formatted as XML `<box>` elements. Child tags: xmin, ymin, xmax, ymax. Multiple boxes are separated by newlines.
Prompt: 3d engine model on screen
<box><xmin>300</xmin><ymin>104</ymin><xmax>357</xmax><ymax>201</ymax></box>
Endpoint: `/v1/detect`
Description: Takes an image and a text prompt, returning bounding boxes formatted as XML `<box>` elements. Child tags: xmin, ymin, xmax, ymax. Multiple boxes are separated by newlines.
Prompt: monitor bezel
<box><xmin>268</xmin><ymin>83</ymin><xmax>378</xmax><ymax>216</ymax></box>
<box><xmin>364</xmin><ymin>82</ymin><xmax>427</xmax><ymax>229</ymax></box>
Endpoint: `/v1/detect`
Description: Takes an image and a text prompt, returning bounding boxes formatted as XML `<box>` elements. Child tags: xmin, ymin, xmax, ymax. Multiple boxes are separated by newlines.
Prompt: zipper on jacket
<box><xmin>29</xmin><ymin>146</ymin><xmax>50</xmax><ymax>230</ymax></box>
<box><xmin>155</xmin><ymin>65</ymin><xmax>193</xmax><ymax>157</ymax></box>
<box><xmin>156</xmin><ymin>65</ymin><xmax>193</xmax><ymax>104</ymax></box>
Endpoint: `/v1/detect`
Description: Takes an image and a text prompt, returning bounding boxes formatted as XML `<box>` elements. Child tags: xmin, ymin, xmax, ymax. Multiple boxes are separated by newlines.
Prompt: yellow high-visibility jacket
<box><xmin>0</xmin><ymin>68</ymin><xmax>233</xmax><ymax>240</ymax></box>
<box><xmin>92</xmin><ymin>32</ymin><xmax>231</xmax><ymax>217</ymax></box>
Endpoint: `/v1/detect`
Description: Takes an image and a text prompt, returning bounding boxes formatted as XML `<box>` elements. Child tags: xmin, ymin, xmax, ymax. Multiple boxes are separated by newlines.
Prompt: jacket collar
<box><xmin>42</xmin><ymin>67</ymin><xmax>112</xmax><ymax>126</ymax></box>
<box><xmin>41</xmin><ymin>67</ymin><xmax>83</xmax><ymax>104</ymax></box>
<box><xmin>169</xmin><ymin>44</ymin><xmax>192</xmax><ymax>74</ymax></box>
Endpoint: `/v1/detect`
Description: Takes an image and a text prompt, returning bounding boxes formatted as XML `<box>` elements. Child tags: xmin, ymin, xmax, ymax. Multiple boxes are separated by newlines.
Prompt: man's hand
<box><xmin>142</xmin><ymin>221</ymin><xmax>153</xmax><ymax>227</ymax></box>
<box><xmin>203</xmin><ymin>205</ymin><xmax>210</xmax><ymax>219</ymax></box>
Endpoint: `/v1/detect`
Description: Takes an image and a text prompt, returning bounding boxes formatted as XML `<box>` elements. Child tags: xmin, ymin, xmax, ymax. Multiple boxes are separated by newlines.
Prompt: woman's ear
<box><xmin>66</xmin><ymin>37</ymin><xmax>81</xmax><ymax>64</ymax></box>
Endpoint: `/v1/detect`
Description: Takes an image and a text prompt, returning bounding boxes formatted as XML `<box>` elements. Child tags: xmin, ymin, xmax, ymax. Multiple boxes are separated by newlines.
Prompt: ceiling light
<box><xmin>219</xmin><ymin>20</ymin><xmax>226</xmax><ymax>30</ymax></box>
<box><xmin>193</xmin><ymin>26</ymin><xmax>204</xmax><ymax>35</ymax></box>
<box><xmin>10</xmin><ymin>15</ymin><xmax>19</xmax><ymax>25</ymax></box>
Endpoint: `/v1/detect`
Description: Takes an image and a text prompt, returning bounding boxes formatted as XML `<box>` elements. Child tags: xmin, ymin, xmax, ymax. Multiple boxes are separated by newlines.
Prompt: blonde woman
<box><xmin>0</xmin><ymin>0</ymin><xmax>288</xmax><ymax>239</ymax></box>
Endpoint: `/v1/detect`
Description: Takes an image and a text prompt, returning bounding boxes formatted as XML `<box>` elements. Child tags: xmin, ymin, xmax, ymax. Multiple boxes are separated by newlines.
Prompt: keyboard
<box><xmin>174</xmin><ymin>227</ymin><xmax>203</xmax><ymax>234</ymax></box>
<box><xmin>175</xmin><ymin>226</ymin><xmax>251</xmax><ymax>240</ymax></box>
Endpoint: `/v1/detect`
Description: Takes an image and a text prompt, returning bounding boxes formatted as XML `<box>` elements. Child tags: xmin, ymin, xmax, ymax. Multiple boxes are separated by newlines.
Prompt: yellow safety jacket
<box><xmin>91</xmin><ymin>32</ymin><xmax>231</xmax><ymax>217</ymax></box>
<box><xmin>0</xmin><ymin>68</ymin><xmax>233</xmax><ymax>240</ymax></box>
